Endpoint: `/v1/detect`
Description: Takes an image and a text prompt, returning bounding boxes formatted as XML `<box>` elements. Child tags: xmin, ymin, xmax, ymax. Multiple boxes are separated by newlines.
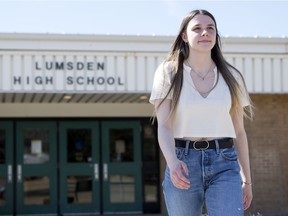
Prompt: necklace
<box><xmin>191</xmin><ymin>70</ymin><xmax>219</xmax><ymax>97</ymax></box>
<box><xmin>186</xmin><ymin>61</ymin><xmax>214</xmax><ymax>80</ymax></box>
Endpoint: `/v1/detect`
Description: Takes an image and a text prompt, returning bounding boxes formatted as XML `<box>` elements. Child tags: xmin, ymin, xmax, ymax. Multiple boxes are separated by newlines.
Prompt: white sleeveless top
<box><xmin>149</xmin><ymin>61</ymin><xmax>249</xmax><ymax>138</ymax></box>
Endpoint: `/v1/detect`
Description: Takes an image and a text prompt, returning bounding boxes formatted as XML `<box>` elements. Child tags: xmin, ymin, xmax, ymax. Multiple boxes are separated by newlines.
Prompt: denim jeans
<box><xmin>162</xmin><ymin>141</ymin><xmax>243</xmax><ymax>216</ymax></box>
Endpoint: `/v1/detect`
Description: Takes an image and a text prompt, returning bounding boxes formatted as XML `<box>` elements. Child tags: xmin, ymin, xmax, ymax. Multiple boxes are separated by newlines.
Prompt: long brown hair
<box><xmin>157</xmin><ymin>9</ymin><xmax>253</xmax><ymax>118</ymax></box>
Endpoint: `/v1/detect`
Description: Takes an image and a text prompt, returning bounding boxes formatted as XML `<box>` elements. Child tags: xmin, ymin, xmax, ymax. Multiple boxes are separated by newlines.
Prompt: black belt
<box><xmin>175</xmin><ymin>138</ymin><xmax>233</xmax><ymax>150</ymax></box>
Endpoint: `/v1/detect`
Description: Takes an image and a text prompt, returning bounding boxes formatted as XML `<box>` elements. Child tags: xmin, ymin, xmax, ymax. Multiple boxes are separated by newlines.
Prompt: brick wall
<box><xmin>159</xmin><ymin>94</ymin><xmax>288</xmax><ymax>215</ymax></box>
<box><xmin>245</xmin><ymin>94</ymin><xmax>288</xmax><ymax>215</ymax></box>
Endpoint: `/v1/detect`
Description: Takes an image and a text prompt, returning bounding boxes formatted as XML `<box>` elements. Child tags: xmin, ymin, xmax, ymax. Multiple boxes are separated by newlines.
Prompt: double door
<box><xmin>0</xmin><ymin>120</ymin><xmax>142</xmax><ymax>215</ymax></box>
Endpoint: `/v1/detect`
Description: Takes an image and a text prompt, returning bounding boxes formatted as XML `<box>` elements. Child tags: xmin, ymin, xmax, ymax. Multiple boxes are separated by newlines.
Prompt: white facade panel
<box><xmin>65</xmin><ymin>55</ymin><xmax>75</xmax><ymax>91</ymax></box>
<box><xmin>95</xmin><ymin>55</ymin><xmax>106</xmax><ymax>92</ymax></box>
<box><xmin>136</xmin><ymin>56</ymin><xmax>146</xmax><ymax>91</ymax></box>
<box><xmin>146</xmin><ymin>56</ymin><xmax>157</xmax><ymax>94</ymax></box>
<box><xmin>0</xmin><ymin>52</ymin><xmax>162</xmax><ymax>94</ymax></box>
<box><xmin>243</xmin><ymin>58</ymin><xmax>254</xmax><ymax>91</ymax></box>
<box><xmin>116</xmin><ymin>56</ymin><xmax>126</xmax><ymax>92</ymax></box>
<box><xmin>223</xmin><ymin>43</ymin><xmax>286</xmax><ymax>54</ymax></box>
<box><xmin>234</xmin><ymin>57</ymin><xmax>244</xmax><ymax>73</ymax></box>
<box><xmin>75</xmin><ymin>55</ymin><xmax>86</xmax><ymax>92</ymax></box>
<box><xmin>2</xmin><ymin>51</ymin><xmax>288</xmax><ymax>94</ymax></box>
<box><xmin>283</xmin><ymin>59</ymin><xmax>288</xmax><ymax>92</ymax></box>
<box><xmin>23</xmin><ymin>55</ymin><xmax>33</xmax><ymax>91</ymax></box>
<box><xmin>55</xmin><ymin>55</ymin><xmax>65</xmax><ymax>91</ymax></box>
<box><xmin>263</xmin><ymin>58</ymin><xmax>272</xmax><ymax>93</ymax></box>
<box><xmin>126</xmin><ymin>55</ymin><xmax>136</xmax><ymax>92</ymax></box>
<box><xmin>12</xmin><ymin>55</ymin><xmax>22</xmax><ymax>91</ymax></box>
<box><xmin>225</xmin><ymin>54</ymin><xmax>288</xmax><ymax>93</ymax></box>
<box><xmin>0</xmin><ymin>34</ymin><xmax>288</xmax><ymax>96</ymax></box>
<box><xmin>106</xmin><ymin>56</ymin><xmax>115</xmax><ymax>92</ymax></box>
<box><xmin>254</xmin><ymin>58</ymin><xmax>263</xmax><ymax>92</ymax></box>
<box><xmin>272</xmin><ymin>58</ymin><xmax>282</xmax><ymax>92</ymax></box>
<box><xmin>2</xmin><ymin>55</ymin><xmax>11</xmax><ymax>91</ymax></box>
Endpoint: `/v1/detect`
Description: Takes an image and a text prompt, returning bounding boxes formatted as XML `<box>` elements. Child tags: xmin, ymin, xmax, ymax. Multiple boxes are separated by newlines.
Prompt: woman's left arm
<box><xmin>231</xmin><ymin>106</ymin><xmax>253</xmax><ymax>210</ymax></box>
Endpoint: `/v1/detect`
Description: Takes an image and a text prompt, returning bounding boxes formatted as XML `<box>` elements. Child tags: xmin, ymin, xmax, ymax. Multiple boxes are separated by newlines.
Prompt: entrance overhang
<box><xmin>0</xmin><ymin>93</ymin><xmax>153</xmax><ymax>117</ymax></box>
<box><xmin>0</xmin><ymin>92</ymin><xmax>150</xmax><ymax>104</ymax></box>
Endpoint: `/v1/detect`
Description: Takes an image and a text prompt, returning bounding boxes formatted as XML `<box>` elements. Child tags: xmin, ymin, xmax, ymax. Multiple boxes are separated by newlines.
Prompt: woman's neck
<box><xmin>185</xmin><ymin>55</ymin><xmax>213</xmax><ymax>73</ymax></box>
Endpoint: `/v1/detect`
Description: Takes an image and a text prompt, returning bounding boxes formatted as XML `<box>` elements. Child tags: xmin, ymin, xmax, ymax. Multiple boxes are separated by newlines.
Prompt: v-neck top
<box><xmin>149</xmin><ymin>61</ymin><xmax>249</xmax><ymax>138</ymax></box>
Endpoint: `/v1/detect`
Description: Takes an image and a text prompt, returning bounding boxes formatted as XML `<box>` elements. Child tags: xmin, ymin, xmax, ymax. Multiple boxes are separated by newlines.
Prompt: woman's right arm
<box><xmin>154</xmin><ymin>99</ymin><xmax>190</xmax><ymax>190</ymax></box>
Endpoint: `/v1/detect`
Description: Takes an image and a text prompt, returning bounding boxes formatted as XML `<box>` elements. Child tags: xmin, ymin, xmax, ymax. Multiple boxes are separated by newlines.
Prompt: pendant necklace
<box><xmin>185</xmin><ymin>60</ymin><xmax>218</xmax><ymax>97</ymax></box>
<box><xmin>186</xmin><ymin>61</ymin><xmax>214</xmax><ymax>80</ymax></box>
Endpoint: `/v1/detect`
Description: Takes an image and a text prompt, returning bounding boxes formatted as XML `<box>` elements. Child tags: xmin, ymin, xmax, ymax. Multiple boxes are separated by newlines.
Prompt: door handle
<box><xmin>8</xmin><ymin>165</ymin><xmax>12</xmax><ymax>183</ymax></box>
<box><xmin>17</xmin><ymin>165</ymin><xmax>22</xmax><ymax>183</ymax></box>
<box><xmin>94</xmin><ymin>163</ymin><xmax>99</xmax><ymax>181</ymax></box>
<box><xmin>103</xmin><ymin>163</ymin><xmax>108</xmax><ymax>181</ymax></box>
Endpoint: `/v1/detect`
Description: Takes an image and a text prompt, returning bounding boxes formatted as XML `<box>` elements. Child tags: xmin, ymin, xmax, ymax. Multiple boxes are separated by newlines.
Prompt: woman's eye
<box><xmin>207</xmin><ymin>26</ymin><xmax>216</xmax><ymax>31</ymax></box>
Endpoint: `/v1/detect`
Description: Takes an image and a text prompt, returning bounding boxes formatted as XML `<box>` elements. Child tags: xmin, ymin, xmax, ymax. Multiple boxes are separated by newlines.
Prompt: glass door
<box><xmin>101</xmin><ymin>121</ymin><xmax>142</xmax><ymax>214</ymax></box>
<box><xmin>59</xmin><ymin>121</ymin><xmax>100</xmax><ymax>214</ymax></box>
<box><xmin>0</xmin><ymin>121</ymin><xmax>13</xmax><ymax>215</ymax></box>
<box><xmin>16</xmin><ymin>121</ymin><xmax>57</xmax><ymax>214</ymax></box>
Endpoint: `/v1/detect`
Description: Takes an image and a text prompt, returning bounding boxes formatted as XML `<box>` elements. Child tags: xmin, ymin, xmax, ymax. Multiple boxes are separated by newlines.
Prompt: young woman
<box><xmin>150</xmin><ymin>9</ymin><xmax>253</xmax><ymax>216</ymax></box>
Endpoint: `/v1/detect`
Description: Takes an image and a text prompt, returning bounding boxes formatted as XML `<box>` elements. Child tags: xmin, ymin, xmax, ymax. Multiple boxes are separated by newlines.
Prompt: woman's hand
<box><xmin>169</xmin><ymin>159</ymin><xmax>190</xmax><ymax>190</ymax></box>
<box><xmin>242</xmin><ymin>184</ymin><xmax>253</xmax><ymax>210</ymax></box>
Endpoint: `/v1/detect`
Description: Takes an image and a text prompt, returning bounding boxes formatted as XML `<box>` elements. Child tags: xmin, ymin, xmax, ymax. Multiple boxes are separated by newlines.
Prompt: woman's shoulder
<box><xmin>156</xmin><ymin>60</ymin><xmax>176</xmax><ymax>77</ymax></box>
<box><xmin>160</xmin><ymin>60</ymin><xmax>175</xmax><ymax>71</ymax></box>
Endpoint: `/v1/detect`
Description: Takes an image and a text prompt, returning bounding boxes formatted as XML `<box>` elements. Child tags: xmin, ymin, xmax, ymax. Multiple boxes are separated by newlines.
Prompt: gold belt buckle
<box><xmin>193</xmin><ymin>140</ymin><xmax>210</xmax><ymax>150</ymax></box>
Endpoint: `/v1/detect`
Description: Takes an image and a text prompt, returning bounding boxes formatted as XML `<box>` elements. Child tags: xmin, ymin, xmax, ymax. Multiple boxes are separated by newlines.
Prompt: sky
<box><xmin>0</xmin><ymin>0</ymin><xmax>288</xmax><ymax>38</ymax></box>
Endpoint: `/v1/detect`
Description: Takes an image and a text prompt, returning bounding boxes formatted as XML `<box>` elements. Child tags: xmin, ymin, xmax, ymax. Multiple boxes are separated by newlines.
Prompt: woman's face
<box><xmin>182</xmin><ymin>14</ymin><xmax>217</xmax><ymax>53</ymax></box>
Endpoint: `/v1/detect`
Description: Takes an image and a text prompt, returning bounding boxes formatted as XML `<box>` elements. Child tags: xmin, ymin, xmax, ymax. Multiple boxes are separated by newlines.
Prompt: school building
<box><xmin>0</xmin><ymin>33</ymin><xmax>287</xmax><ymax>216</ymax></box>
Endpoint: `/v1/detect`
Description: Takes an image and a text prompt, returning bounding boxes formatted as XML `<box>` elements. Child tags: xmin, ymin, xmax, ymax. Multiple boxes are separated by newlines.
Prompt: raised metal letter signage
<box><xmin>0</xmin><ymin>54</ymin><xmax>127</xmax><ymax>93</ymax></box>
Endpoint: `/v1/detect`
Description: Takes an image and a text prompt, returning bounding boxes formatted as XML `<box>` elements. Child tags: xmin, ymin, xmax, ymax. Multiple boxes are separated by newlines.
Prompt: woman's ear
<box><xmin>181</xmin><ymin>33</ymin><xmax>187</xmax><ymax>43</ymax></box>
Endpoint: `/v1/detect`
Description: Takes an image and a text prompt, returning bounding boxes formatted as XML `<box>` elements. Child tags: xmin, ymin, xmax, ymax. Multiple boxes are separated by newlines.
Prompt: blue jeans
<box><xmin>162</xmin><ymin>141</ymin><xmax>243</xmax><ymax>216</ymax></box>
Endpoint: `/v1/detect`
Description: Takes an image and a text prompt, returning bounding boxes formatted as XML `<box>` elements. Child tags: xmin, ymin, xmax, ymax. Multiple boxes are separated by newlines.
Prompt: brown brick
<box><xmin>245</xmin><ymin>94</ymin><xmax>288</xmax><ymax>215</ymax></box>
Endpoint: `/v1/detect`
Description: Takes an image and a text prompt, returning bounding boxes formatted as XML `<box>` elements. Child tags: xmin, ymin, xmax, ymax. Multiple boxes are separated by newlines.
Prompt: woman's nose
<box><xmin>201</xmin><ymin>29</ymin><xmax>209</xmax><ymax>36</ymax></box>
